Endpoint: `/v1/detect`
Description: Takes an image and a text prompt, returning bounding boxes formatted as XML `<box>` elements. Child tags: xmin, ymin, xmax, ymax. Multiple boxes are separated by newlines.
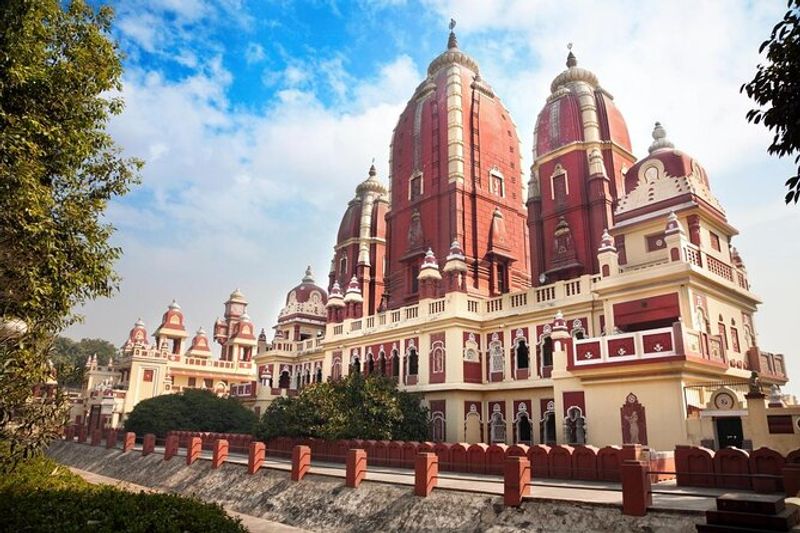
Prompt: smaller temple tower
<box><xmin>154</xmin><ymin>300</ymin><xmax>188</xmax><ymax>354</ymax></box>
<box><xmin>329</xmin><ymin>164</ymin><xmax>389</xmax><ymax>318</ymax></box>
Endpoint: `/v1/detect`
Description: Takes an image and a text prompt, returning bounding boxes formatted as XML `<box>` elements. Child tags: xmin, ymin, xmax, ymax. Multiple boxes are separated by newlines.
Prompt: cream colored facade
<box><xmin>246</xmin><ymin>222</ymin><xmax>793</xmax><ymax>451</ymax></box>
<box><xmin>71</xmin><ymin>296</ymin><xmax>258</xmax><ymax>431</ymax></box>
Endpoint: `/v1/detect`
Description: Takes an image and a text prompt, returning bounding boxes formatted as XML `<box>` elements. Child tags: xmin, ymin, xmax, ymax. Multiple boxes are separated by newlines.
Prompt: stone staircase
<box><xmin>697</xmin><ymin>493</ymin><xmax>799</xmax><ymax>532</ymax></box>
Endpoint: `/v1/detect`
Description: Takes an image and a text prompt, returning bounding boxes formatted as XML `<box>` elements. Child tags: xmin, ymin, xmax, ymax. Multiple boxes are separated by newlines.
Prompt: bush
<box><xmin>124</xmin><ymin>389</ymin><xmax>257</xmax><ymax>438</ymax></box>
<box><xmin>0</xmin><ymin>454</ymin><xmax>246</xmax><ymax>532</ymax></box>
<box><xmin>254</xmin><ymin>373</ymin><xmax>429</xmax><ymax>442</ymax></box>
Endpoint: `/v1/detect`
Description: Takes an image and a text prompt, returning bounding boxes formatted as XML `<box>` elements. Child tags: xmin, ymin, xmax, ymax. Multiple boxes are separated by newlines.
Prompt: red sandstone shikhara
<box><xmin>72</xmin><ymin>25</ymin><xmax>796</xmax><ymax>455</ymax></box>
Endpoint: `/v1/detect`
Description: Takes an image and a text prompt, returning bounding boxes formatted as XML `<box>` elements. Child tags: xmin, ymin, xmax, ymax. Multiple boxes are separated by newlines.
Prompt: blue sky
<box><xmin>70</xmin><ymin>0</ymin><xmax>800</xmax><ymax>395</ymax></box>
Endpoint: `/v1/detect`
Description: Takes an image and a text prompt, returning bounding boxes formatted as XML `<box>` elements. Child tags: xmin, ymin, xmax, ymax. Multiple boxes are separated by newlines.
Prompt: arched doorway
<box><xmin>464</xmin><ymin>406</ymin><xmax>481</xmax><ymax>444</ymax></box>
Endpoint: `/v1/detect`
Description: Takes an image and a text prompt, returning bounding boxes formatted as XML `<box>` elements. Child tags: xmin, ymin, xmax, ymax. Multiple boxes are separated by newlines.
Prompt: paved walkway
<box><xmin>69</xmin><ymin>466</ymin><xmax>309</xmax><ymax>533</ymax></box>
<box><xmin>136</xmin><ymin>444</ymin><xmax>732</xmax><ymax>513</ymax></box>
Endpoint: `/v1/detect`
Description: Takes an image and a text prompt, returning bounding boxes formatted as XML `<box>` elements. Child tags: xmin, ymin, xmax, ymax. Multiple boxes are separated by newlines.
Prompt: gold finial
<box><xmin>449</xmin><ymin>18</ymin><xmax>456</xmax><ymax>31</ymax></box>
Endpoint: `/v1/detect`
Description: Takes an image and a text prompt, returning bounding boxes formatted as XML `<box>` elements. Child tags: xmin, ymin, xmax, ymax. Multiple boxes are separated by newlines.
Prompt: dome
<box><xmin>534</xmin><ymin>50</ymin><xmax>632</xmax><ymax>158</ymax></box>
<box><xmin>127</xmin><ymin>318</ymin><xmax>148</xmax><ymax>345</ymax></box>
<box><xmin>616</xmin><ymin>122</ymin><xmax>724</xmax><ymax>218</ymax></box>
<box><xmin>228</xmin><ymin>288</ymin><xmax>247</xmax><ymax>303</ymax></box>
<box><xmin>278</xmin><ymin>266</ymin><xmax>328</xmax><ymax>321</ymax></box>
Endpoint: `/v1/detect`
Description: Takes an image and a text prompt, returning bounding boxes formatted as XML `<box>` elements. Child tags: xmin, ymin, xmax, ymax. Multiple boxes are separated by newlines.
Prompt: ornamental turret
<box><xmin>185</xmin><ymin>327</ymin><xmax>213</xmax><ymax>358</ymax></box>
<box><xmin>417</xmin><ymin>248</ymin><xmax>442</xmax><ymax>299</ymax></box>
<box><xmin>125</xmin><ymin>318</ymin><xmax>148</xmax><ymax>348</ymax></box>
<box><xmin>154</xmin><ymin>300</ymin><xmax>188</xmax><ymax>355</ymax></box>
<box><xmin>529</xmin><ymin>47</ymin><xmax>637</xmax><ymax>285</ymax></box>
<box><xmin>385</xmin><ymin>20</ymin><xmax>530</xmax><ymax>308</ymax></box>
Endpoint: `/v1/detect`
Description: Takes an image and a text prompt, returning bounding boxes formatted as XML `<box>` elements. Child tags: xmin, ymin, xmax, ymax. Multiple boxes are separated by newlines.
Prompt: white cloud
<box><xmin>245</xmin><ymin>42</ymin><xmax>266</xmax><ymax>64</ymax></box>
<box><xmin>67</xmin><ymin>53</ymin><xmax>419</xmax><ymax>342</ymax></box>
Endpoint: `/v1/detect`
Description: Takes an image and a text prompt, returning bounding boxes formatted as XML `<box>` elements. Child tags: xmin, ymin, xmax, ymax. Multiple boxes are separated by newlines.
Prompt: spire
<box><xmin>448</xmin><ymin>18</ymin><xmax>458</xmax><ymax>49</ymax></box>
<box><xmin>566</xmin><ymin>42</ymin><xmax>577</xmax><ymax>68</ymax></box>
<box><xmin>648</xmin><ymin>121</ymin><xmax>675</xmax><ymax>153</ymax></box>
<box><xmin>302</xmin><ymin>265</ymin><xmax>314</xmax><ymax>283</ymax></box>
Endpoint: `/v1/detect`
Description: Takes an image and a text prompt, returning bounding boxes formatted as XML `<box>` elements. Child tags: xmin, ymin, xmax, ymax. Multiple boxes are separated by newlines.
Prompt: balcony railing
<box><xmin>571</xmin><ymin>326</ymin><xmax>679</xmax><ymax>369</ymax></box>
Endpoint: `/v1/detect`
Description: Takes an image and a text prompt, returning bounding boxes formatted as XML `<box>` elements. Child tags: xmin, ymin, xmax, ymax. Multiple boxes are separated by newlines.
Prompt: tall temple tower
<box><xmin>384</xmin><ymin>23</ymin><xmax>531</xmax><ymax>309</ymax></box>
<box><xmin>528</xmin><ymin>49</ymin><xmax>637</xmax><ymax>285</ymax></box>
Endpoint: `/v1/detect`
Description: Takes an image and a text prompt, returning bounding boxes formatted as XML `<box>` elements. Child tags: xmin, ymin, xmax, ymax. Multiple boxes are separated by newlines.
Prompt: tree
<box><xmin>49</xmin><ymin>336</ymin><xmax>117</xmax><ymax>388</ymax></box>
<box><xmin>124</xmin><ymin>389</ymin><xmax>258</xmax><ymax>439</ymax></box>
<box><xmin>0</xmin><ymin>0</ymin><xmax>140</xmax><ymax>469</ymax></box>
<box><xmin>254</xmin><ymin>374</ymin><xmax>429</xmax><ymax>442</ymax></box>
<box><xmin>741</xmin><ymin>0</ymin><xmax>800</xmax><ymax>204</ymax></box>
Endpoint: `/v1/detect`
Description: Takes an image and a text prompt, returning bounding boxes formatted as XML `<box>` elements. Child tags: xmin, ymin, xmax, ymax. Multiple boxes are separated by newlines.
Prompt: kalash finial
<box><xmin>566</xmin><ymin>42</ymin><xmax>577</xmax><ymax>68</ymax></box>
<box><xmin>448</xmin><ymin>18</ymin><xmax>458</xmax><ymax>49</ymax></box>
<box><xmin>369</xmin><ymin>157</ymin><xmax>376</xmax><ymax>177</ymax></box>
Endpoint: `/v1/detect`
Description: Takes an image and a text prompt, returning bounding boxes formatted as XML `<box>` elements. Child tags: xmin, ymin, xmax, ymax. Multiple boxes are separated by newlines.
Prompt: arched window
<box><xmin>367</xmin><ymin>354</ymin><xmax>375</xmax><ymax>374</ymax></box>
<box><xmin>490</xmin><ymin>407</ymin><xmax>506</xmax><ymax>443</ymax></box>
<box><xmin>391</xmin><ymin>349</ymin><xmax>400</xmax><ymax>380</ymax></box>
<box><xmin>332</xmin><ymin>358</ymin><xmax>342</xmax><ymax>380</ymax></box>
<box><xmin>430</xmin><ymin>412</ymin><xmax>446</xmax><ymax>443</ymax></box>
<box><xmin>431</xmin><ymin>342</ymin><xmax>445</xmax><ymax>374</ymax></box>
<box><xmin>278</xmin><ymin>370</ymin><xmax>290</xmax><ymax>389</ymax></box>
<box><xmin>378</xmin><ymin>352</ymin><xmax>386</xmax><ymax>375</ymax></box>
<box><xmin>315</xmin><ymin>367</ymin><xmax>322</xmax><ymax>383</ymax></box>
<box><xmin>407</xmin><ymin>348</ymin><xmax>418</xmax><ymax>376</ymax></box>
<box><xmin>339</xmin><ymin>256</ymin><xmax>348</xmax><ymax>279</ymax></box>
<box><xmin>515</xmin><ymin>339</ymin><xmax>529</xmax><ymax>370</ymax></box>
<box><xmin>541</xmin><ymin>336</ymin><xmax>553</xmax><ymax>368</ymax></box>
<box><xmin>351</xmin><ymin>357</ymin><xmax>360</xmax><ymax>374</ymax></box>
<box><xmin>489</xmin><ymin>341</ymin><xmax>504</xmax><ymax>374</ymax></box>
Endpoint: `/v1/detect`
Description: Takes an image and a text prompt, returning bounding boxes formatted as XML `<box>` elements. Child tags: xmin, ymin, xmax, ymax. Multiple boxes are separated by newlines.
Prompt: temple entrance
<box><xmin>715</xmin><ymin>416</ymin><xmax>744</xmax><ymax>449</ymax></box>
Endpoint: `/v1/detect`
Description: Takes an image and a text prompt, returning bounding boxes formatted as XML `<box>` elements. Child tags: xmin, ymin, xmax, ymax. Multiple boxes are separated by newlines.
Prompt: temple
<box><xmin>74</xmin><ymin>27</ymin><xmax>796</xmax><ymax>453</ymax></box>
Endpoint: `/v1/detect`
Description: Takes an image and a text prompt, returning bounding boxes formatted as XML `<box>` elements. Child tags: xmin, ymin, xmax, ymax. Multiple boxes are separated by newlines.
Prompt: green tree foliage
<box><xmin>254</xmin><ymin>374</ymin><xmax>429</xmax><ymax>442</ymax></box>
<box><xmin>0</xmin><ymin>452</ymin><xmax>246</xmax><ymax>532</ymax></box>
<box><xmin>0</xmin><ymin>0</ymin><xmax>140</xmax><ymax>469</ymax></box>
<box><xmin>741</xmin><ymin>0</ymin><xmax>800</xmax><ymax>204</ymax></box>
<box><xmin>49</xmin><ymin>336</ymin><xmax>116</xmax><ymax>388</ymax></box>
<box><xmin>124</xmin><ymin>389</ymin><xmax>258</xmax><ymax>438</ymax></box>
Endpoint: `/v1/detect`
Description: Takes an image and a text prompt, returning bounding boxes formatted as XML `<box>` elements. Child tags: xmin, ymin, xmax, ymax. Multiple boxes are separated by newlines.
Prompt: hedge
<box><xmin>0</xmin><ymin>454</ymin><xmax>246</xmax><ymax>532</ymax></box>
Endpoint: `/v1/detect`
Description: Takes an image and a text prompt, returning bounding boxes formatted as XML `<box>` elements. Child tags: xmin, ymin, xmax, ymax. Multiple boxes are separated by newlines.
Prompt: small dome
<box><xmin>356</xmin><ymin>163</ymin><xmax>387</xmax><ymax>196</ymax></box>
<box><xmin>277</xmin><ymin>266</ymin><xmax>328</xmax><ymax>321</ymax></box>
<box><xmin>617</xmin><ymin>122</ymin><xmax>724</xmax><ymax>217</ymax></box>
<box><xmin>535</xmin><ymin>48</ymin><xmax>632</xmax><ymax>157</ymax></box>
<box><xmin>135</xmin><ymin>318</ymin><xmax>145</xmax><ymax>327</ymax></box>
<box><xmin>240</xmin><ymin>312</ymin><xmax>252</xmax><ymax>323</ymax></box>
<box><xmin>168</xmin><ymin>299</ymin><xmax>181</xmax><ymax>310</ymax></box>
<box><xmin>418</xmin><ymin>248</ymin><xmax>442</xmax><ymax>281</ymax></box>
<box><xmin>343</xmin><ymin>275</ymin><xmax>363</xmax><ymax>304</ymax></box>
<box><xmin>426</xmin><ymin>24</ymin><xmax>480</xmax><ymax>78</ymax></box>
<box><xmin>444</xmin><ymin>239</ymin><xmax>468</xmax><ymax>273</ymax></box>
<box><xmin>550</xmin><ymin>49</ymin><xmax>599</xmax><ymax>94</ymax></box>
<box><xmin>326</xmin><ymin>281</ymin><xmax>345</xmax><ymax>308</ymax></box>
<box><xmin>228</xmin><ymin>288</ymin><xmax>247</xmax><ymax>303</ymax></box>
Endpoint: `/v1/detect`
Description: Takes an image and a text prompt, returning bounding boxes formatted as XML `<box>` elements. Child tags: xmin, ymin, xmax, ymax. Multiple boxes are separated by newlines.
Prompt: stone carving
<box><xmin>620</xmin><ymin>393</ymin><xmax>648</xmax><ymax>445</ymax></box>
